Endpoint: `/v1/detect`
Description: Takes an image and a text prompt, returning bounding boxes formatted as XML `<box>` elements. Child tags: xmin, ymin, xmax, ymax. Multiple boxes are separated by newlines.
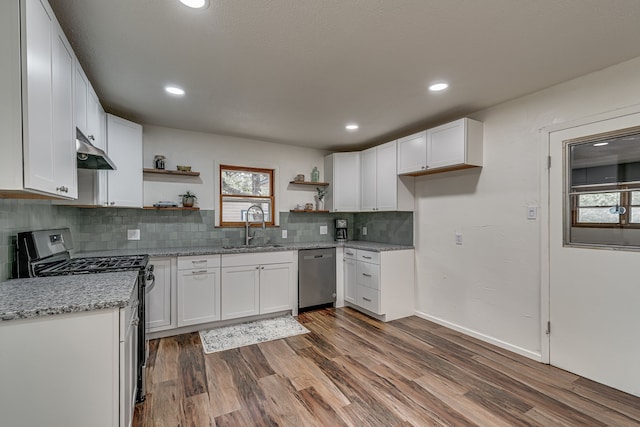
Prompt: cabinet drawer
<box><xmin>222</xmin><ymin>251</ymin><xmax>293</xmax><ymax>267</ymax></box>
<box><xmin>356</xmin><ymin>249</ymin><xmax>380</xmax><ymax>264</ymax></box>
<box><xmin>356</xmin><ymin>261</ymin><xmax>380</xmax><ymax>290</ymax></box>
<box><xmin>356</xmin><ymin>285</ymin><xmax>381</xmax><ymax>314</ymax></box>
<box><xmin>178</xmin><ymin>255</ymin><xmax>220</xmax><ymax>270</ymax></box>
<box><xmin>343</xmin><ymin>248</ymin><xmax>357</xmax><ymax>260</ymax></box>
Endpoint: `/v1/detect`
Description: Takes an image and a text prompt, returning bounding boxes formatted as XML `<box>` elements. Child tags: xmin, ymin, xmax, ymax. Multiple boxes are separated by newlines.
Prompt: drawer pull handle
<box><xmin>362</xmin><ymin>297</ymin><xmax>372</xmax><ymax>302</ymax></box>
<box><xmin>192</xmin><ymin>260</ymin><xmax>207</xmax><ymax>264</ymax></box>
<box><xmin>362</xmin><ymin>273</ymin><xmax>372</xmax><ymax>277</ymax></box>
<box><xmin>192</xmin><ymin>270</ymin><xmax>208</xmax><ymax>274</ymax></box>
<box><xmin>362</xmin><ymin>256</ymin><xmax>372</xmax><ymax>259</ymax></box>
<box><xmin>346</xmin><ymin>252</ymin><xmax>354</xmax><ymax>256</ymax></box>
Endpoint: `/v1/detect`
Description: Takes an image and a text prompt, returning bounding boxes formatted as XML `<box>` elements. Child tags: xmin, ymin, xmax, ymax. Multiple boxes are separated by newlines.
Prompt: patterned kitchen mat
<box><xmin>199</xmin><ymin>315</ymin><xmax>310</xmax><ymax>354</ymax></box>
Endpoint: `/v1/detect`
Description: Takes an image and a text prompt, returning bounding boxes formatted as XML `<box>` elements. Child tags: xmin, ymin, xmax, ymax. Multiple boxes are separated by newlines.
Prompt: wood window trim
<box><xmin>219</xmin><ymin>164</ymin><xmax>275</xmax><ymax>227</ymax></box>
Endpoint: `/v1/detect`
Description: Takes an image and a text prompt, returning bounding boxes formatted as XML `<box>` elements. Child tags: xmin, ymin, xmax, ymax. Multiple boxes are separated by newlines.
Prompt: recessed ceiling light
<box><xmin>345</xmin><ymin>123</ymin><xmax>359</xmax><ymax>131</ymax></box>
<box><xmin>593</xmin><ymin>142</ymin><xmax>609</xmax><ymax>147</ymax></box>
<box><xmin>165</xmin><ymin>86</ymin><xmax>185</xmax><ymax>96</ymax></box>
<box><xmin>179</xmin><ymin>0</ymin><xmax>209</xmax><ymax>9</ymax></box>
<box><xmin>429</xmin><ymin>82</ymin><xmax>449</xmax><ymax>92</ymax></box>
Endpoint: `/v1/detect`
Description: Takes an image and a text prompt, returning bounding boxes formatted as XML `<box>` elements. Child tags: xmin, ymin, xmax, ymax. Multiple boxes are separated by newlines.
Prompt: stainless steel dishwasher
<box><xmin>298</xmin><ymin>248</ymin><xmax>336</xmax><ymax>311</ymax></box>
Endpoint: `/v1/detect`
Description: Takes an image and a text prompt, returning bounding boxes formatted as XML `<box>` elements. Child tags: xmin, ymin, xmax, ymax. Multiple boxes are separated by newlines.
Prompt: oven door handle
<box><xmin>144</xmin><ymin>265</ymin><xmax>156</xmax><ymax>294</ymax></box>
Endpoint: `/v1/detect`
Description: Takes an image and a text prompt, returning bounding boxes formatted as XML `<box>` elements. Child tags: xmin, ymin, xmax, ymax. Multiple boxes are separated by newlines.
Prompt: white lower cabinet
<box><xmin>221</xmin><ymin>265</ymin><xmax>260</xmax><ymax>320</ymax></box>
<box><xmin>147</xmin><ymin>257</ymin><xmax>173</xmax><ymax>332</ymax></box>
<box><xmin>222</xmin><ymin>251</ymin><xmax>294</xmax><ymax>320</ymax></box>
<box><xmin>177</xmin><ymin>255</ymin><xmax>221</xmax><ymax>327</ymax></box>
<box><xmin>343</xmin><ymin>248</ymin><xmax>357</xmax><ymax>304</ymax></box>
<box><xmin>346</xmin><ymin>248</ymin><xmax>415</xmax><ymax>322</ymax></box>
<box><xmin>0</xmin><ymin>303</ymin><xmax>136</xmax><ymax>427</ymax></box>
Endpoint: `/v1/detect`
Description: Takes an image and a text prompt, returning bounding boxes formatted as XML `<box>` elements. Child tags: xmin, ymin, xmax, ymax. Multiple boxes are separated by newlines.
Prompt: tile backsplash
<box><xmin>1</xmin><ymin>199</ymin><xmax>413</xmax><ymax>281</ymax></box>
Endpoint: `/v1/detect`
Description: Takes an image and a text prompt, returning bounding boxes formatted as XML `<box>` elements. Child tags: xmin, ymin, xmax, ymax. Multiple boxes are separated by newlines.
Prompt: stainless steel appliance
<box><xmin>335</xmin><ymin>219</ymin><xmax>348</xmax><ymax>242</ymax></box>
<box><xmin>15</xmin><ymin>228</ymin><xmax>153</xmax><ymax>403</ymax></box>
<box><xmin>298</xmin><ymin>248</ymin><xmax>336</xmax><ymax>311</ymax></box>
<box><xmin>76</xmin><ymin>127</ymin><xmax>116</xmax><ymax>170</ymax></box>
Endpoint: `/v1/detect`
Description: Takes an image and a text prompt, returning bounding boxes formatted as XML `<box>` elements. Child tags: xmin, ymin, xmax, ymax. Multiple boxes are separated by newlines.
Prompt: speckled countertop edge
<box><xmin>78</xmin><ymin>241</ymin><xmax>414</xmax><ymax>258</ymax></box>
<box><xmin>0</xmin><ymin>271</ymin><xmax>138</xmax><ymax>322</ymax></box>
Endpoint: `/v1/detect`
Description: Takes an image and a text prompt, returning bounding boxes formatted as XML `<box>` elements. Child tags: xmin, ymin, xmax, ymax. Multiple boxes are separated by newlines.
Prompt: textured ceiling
<box><xmin>49</xmin><ymin>0</ymin><xmax>640</xmax><ymax>151</ymax></box>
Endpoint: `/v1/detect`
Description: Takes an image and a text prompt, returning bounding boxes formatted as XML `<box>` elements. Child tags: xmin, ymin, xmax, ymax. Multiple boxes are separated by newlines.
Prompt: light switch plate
<box><xmin>362</xmin><ymin>226</ymin><xmax>367</xmax><ymax>236</ymax></box>
<box><xmin>127</xmin><ymin>229</ymin><xmax>140</xmax><ymax>240</ymax></box>
<box><xmin>455</xmin><ymin>232</ymin><xmax>462</xmax><ymax>245</ymax></box>
<box><xmin>527</xmin><ymin>206</ymin><xmax>538</xmax><ymax>220</ymax></box>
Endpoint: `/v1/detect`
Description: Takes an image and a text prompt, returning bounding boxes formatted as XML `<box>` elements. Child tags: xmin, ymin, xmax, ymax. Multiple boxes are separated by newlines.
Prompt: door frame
<box><xmin>539</xmin><ymin>103</ymin><xmax>640</xmax><ymax>364</ymax></box>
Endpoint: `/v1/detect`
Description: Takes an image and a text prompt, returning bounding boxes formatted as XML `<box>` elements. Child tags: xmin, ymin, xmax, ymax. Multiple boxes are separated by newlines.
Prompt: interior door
<box><xmin>549</xmin><ymin>112</ymin><xmax>640</xmax><ymax>397</ymax></box>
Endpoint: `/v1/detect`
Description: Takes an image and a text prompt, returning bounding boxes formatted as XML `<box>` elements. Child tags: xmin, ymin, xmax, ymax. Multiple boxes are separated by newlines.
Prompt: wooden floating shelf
<box><xmin>144</xmin><ymin>206</ymin><xmax>200</xmax><ymax>211</ymax></box>
<box><xmin>143</xmin><ymin>168</ymin><xmax>200</xmax><ymax>177</ymax></box>
<box><xmin>288</xmin><ymin>181</ymin><xmax>329</xmax><ymax>186</ymax></box>
<box><xmin>289</xmin><ymin>210</ymin><xmax>330</xmax><ymax>213</ymax></box>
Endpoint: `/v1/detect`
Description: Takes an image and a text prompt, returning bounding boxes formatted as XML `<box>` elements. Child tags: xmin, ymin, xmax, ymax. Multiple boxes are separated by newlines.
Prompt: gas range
<box><xmin>38</xmin><ymin>254</ymin><xmax>149</xmax><ymax>276</ymax></box>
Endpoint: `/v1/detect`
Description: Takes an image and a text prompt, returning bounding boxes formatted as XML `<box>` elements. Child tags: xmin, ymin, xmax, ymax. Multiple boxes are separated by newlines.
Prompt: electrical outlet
<box><xmin>455</xmin><ymin>232</ymin><xmax>462</xmax><ymax>245</ymax></box>
<box><xmin>362</xmin><ymin>226</ymin><xmax>367</xmax><ymax>236</ymax></box>
<box><xmin>320</xmin><ymin>225</ymin><xmax>328</xmax><ymax>235</ymax></box>
<box><xmin>527</xmin><ymin>206</ymin><xmax>538</xmax><ymax>220</ymax></box>
<box><xmin>282</xmin><ymin>229</ymin><xmax>288</xmax><ymax>239</ymax></box>
<box><xmin>127</xmin><ymin>229</ymin><xmax>140</xmax><ymax>240</ymax></box>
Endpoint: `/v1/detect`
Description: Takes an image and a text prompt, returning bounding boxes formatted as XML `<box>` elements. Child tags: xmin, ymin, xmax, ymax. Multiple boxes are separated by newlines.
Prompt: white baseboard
<box><xmin>413</xmin><ymin>310</ymin><xmax>543</xmax><ymax>362</ymax></box>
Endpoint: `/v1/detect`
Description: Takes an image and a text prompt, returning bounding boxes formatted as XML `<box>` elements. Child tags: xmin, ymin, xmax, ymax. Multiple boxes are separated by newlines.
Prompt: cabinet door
<box><xmin>75</xmin><ymin>65</ymin><xmax>88</xmax><ymax>134</ymax></box>
<box><xmin>343</xmin><ymin>257</ymin><xmax>357</xmax><ymax>304</ymax></box>
<box><xmin>427</xmin><ymin>119</ymin><xmax>465</xmax><ymax>169</ymax></box>
<box><xmin>333</xmin><ymin>152</ymin><xmax>360</xmax><ymax>212</ymax></box>
<box><xmin>375</xmin><ymin>140</ymin><xmax>398</xmax><ymax>211</ymax></box>
<box><xmin>360</xmin><ymin>147</ymin><xmax>377</xmax><ymax>211</ymax></box>
<box><xmin>177</xmin><ymin>269</ymin><xmax>220</xmax><ymax>326</ymax></box>
<box><xmin>221</xmin><ymin>266</ymin><xmax>260</xmax><ymax>320</ymax></box>
<box><xmin>397</xmin><ymin>131</ymin><xmax>427</xmax><ymax>174</ymax></box>
<box><xmin>106</xmin><ymin>114</ymin><xmax>143</xmax><ymax>207</ymax></box>
<box><xmin>259</xmin><ymin>263</ymin><xmax>292</xmax><ymax>314</ymax></box>
<box><xmin>147</xmin><ymin>258</ymin><xmax>172</xmax><ymax>332</ymax></box>
<box><xmin>86</xmin><ymin>86</ymin><xmax>103</xmax><ymax>146</ymax></box>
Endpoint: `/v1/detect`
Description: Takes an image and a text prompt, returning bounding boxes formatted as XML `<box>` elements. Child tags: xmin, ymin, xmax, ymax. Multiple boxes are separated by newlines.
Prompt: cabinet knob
<box><xmin>110</xmin><ymin>201</ymin><xmax>115</xmax><ymax>205</ymax></box>
<box><xmin>261</xmin><ymin>266</ymin><xmax>264</xmax><ymax>270</ymax></box>
<box><xmin>421</xmin><ymin>166</ymin><xmax>426</xmax><ymax>169</ymax></box>
<box><xmin>88</xmin><ymin>135</ymin><xmax>95</xmax><ymax>141</ymax></box>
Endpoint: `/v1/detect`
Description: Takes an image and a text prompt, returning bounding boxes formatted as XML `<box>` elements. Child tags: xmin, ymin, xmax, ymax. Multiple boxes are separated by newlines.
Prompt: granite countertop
<box><xmin>0</xmin><ymin>271</ymin><xmax>139</xmax><ymax>322</ymax></box>
<box><xmin>78</xmin><ymin>240</ymin><xmax>414</xmax><ymax>258</ymax></box>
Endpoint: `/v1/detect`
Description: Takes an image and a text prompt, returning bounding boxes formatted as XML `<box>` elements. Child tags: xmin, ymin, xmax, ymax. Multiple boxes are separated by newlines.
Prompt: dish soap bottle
<box><xmin>311</xmin><ymin>166</ymin><xmax>320</xmax><ymax>182</ymax></box>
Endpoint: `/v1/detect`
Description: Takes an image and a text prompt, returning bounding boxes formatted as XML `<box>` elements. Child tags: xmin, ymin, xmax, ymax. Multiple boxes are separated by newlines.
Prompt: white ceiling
<box><xmin>49</xmin><ymin>0</ymin><xmax>640</xmax><ymax>151</ymax></box>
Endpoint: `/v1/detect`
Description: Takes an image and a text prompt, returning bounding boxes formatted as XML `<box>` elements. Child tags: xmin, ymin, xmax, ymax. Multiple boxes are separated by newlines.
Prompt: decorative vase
<box><xmin>316</xmin><ymin>197</ymin><xmax>324</xmax><ymax>211</ymax></box>
<box><xmin>182</xmin><ymin>196</ymin><xmax>195</xmax><ymax>208</ymax></box>
<box><xmin>311</xmin><ymin>166</ymin><xmax>320</xmax><ymax>182</ymax></box>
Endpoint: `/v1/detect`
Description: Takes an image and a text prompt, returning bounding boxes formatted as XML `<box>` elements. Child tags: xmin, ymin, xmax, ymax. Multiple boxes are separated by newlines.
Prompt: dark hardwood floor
<box><xmin>133</xmin><ymin>307</ymin><xmax>640</xmax><ymax>426</ymax></box>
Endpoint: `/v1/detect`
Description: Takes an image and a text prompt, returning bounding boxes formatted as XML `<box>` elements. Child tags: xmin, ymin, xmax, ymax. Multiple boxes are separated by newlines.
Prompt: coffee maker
<box><xmin>335</xmin><ymin>219</ymin><xmax>348</xmax><ymax>242</ymax></box>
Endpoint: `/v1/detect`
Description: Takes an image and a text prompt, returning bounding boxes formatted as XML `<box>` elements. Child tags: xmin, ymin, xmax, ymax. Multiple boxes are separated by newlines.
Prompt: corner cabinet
<box><xmin>324</xmin><ymin>152</ymin><xmax>361</xmax><ymax>212</ymax></box>
<box><xmin>398</xmin><ymin>118</ymin><xmax>483</xmax><ymax>176</ymax></box>
<box><xmin>360</xmin><ymin>140</ymin><xmax>413</xmax><ymax>212</ymax></box>
<box><xmin>0</xmin><ymin>0</ymin><xmax>77</xmax><ymax>199</ymax></box>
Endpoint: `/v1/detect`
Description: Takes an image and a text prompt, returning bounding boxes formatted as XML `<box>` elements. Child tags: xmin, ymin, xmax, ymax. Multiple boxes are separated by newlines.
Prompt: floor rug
<box><xmin>199</xmin><ymin>315</ymin><xmax>310</xmax><ymax>354</ymax></box>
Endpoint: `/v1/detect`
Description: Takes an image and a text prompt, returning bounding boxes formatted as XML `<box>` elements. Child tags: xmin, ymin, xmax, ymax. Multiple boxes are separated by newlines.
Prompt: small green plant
<box><xmin>179</xmin><ymin>191</ymin><xmax>197</xmax><ymax>200</ymax></box>
<box><xmin>316</xmin><ymin>187</ymin><xmax>327</xmax><ymax>201</ymax></box>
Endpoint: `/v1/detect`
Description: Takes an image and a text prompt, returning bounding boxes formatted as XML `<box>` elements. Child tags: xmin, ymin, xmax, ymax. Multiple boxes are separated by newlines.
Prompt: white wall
<box><xmin>142</xmin><ymin>125</ymin><xmax>328</xmax><ymax>211</ymax></box>
<box><xmin>414</xmin><ymin>55</ymin><xmax>640</xmax><ymax>359</ymax></box>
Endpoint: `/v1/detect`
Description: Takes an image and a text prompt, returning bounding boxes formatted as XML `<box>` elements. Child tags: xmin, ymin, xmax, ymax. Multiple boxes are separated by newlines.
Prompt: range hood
<box><xmin>76</xmin><ymin>128</ymin><xmax>116</xmax><ymax>170</ymax></box>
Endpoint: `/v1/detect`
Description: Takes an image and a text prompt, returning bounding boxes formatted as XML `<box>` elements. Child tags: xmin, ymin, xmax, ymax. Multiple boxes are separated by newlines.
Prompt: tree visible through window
<box><xmin>220</xmin><ymin>165</ymin><xmax>274</xmax><ymax>226</ymax></box>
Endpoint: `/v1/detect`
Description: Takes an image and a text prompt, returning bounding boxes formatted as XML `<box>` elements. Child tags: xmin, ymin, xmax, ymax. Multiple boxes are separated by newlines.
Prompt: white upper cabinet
<box><xmin>0</xmin><ymin>0</ymin><xmax>77</xmax><ymax>199</ymax></box>
<box><xmin>360</xmin><ymin>140</ymin><xmax>412</xmax><ymax>212</ymax></box>
<box><xmin>427</xmin><ymin>118</ymin><xmax>483</xmax><ymax>170</ymax></box>
<box><xmin>105</xmin><ymin>114</ymin><xmax>143</xmax><ymax>208</ymax></box>
<box><xmin>325</xmin><ymin>152</ymin><xmax>361</xmax><ymax>212</ymax></box>
<box><xmin>397</xmin><ymin>118</ymin><xmax>483</xmax><ymax>176</ymax></box>
<box><xmin>397</xmin><ymin>131</ymin><xmax>427</xmax><ymax>174</ymax></box>
<box><xmin>74</xmin><ymin>65</ymin><xmax>89</xmax><ymax>135</ymax></box>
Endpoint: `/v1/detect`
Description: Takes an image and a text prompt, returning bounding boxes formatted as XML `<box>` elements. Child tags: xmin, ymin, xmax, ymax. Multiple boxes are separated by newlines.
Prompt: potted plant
<box><xmin>316</xmin><ymin>187</ymin><xmax>327</xmax><ymax>210</ymax></box>
<box><xmin>179</xmin><ymin>191</ymin><xmax>197</xmax><ymax>208</ymax></box>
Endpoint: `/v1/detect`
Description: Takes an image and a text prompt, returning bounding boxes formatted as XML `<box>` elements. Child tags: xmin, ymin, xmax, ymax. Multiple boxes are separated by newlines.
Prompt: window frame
<box><xmin>571</xmin><ymin>183</ymin><xmax>640</xmax><ymax>228</ymax></box>
<box><xmin>219</xmin><ymin>164</ymin><xmax>275</xmax><ymax>227</ymax></box>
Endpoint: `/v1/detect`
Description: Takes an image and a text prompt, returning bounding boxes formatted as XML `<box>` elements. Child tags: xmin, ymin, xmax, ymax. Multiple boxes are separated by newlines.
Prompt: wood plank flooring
<box><xmin>133</xmin><ymin>308</ymin><xmax>640</xmax><ymax>426</ymax></box>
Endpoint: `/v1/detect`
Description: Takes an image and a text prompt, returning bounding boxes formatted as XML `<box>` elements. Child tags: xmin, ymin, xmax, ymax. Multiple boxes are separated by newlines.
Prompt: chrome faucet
<box><xmin>245</xmin><ymin>204</ymin><xmax>266</xmax><ymax>245</ymax></box>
